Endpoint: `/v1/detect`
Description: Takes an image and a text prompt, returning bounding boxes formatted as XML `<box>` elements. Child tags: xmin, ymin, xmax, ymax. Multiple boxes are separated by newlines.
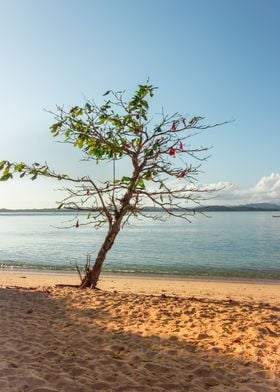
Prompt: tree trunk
<box><xmin>80</xmin><ymin>170</ymin><xmax>138</xmax><ymax>289</ymax></box>
<box><xmin>80</xmin><ymin>220</ymin><xmax>122</xmax><ymax>289</ymax></box>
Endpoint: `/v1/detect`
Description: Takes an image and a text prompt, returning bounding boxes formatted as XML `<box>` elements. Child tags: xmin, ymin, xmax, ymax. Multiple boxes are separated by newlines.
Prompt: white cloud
<box><xmin>210</xmin><ymin>173</ymin><xmax>280</xmax><ymax>205</ymax></box>
<box><xmin>145</xmin><ymin>173</ymin><xmax>280</xmax><ymax>206</ymax></box>
<box><xmin>254</xmin><ymin>173</ymin><xmax>280</xmax><ymax>195</ymax></box>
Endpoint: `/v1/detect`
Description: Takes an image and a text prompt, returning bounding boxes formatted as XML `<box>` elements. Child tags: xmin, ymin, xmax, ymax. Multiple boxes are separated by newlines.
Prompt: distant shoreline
<box><xmin>1</xmin><ymin>202</ymin><xmax>280</xmax><ymax>213</ymax></box>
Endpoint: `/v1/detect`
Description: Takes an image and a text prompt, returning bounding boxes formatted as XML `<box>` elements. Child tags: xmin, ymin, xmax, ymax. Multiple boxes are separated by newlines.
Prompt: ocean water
<box><xmin>0</xmin><ymin>211</ymin><xmax>279</xmax><ymax>279</ymax></box>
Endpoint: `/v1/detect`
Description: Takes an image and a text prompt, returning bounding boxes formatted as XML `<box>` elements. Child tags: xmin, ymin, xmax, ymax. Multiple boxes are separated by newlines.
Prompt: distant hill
<box><xmin>0</xmin><ymin>208</ymin><xmax>68</xmax><ymax>213</ymax></box>
<box><xmin>142</xmin><ymin>203</ymin><xmax>280</xmax><ymax>212</ymax></box>
<box><xmin>1</xmin><ymin>203</ymin><xmax>280</xmax><ymax>213</ymax></box>
<box><xmin>242</xmin><ymin>203</ymin><xmax>280</xmax><ymax>210</ymax></box>
<box><xmin>197</xmin><ymin>203</ymin><xmax>280</xmax><ymax>212</ymax></box>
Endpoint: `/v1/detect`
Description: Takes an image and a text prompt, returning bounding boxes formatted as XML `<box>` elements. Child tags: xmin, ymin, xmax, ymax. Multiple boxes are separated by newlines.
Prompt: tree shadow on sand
<box><xmin>0</xmin><ymin>287</ymin><xmax>279</xmax><ymax>392</ymax></box>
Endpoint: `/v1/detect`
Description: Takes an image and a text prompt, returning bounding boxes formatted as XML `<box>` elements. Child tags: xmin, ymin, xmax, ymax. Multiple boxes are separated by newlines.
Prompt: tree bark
<box><xmin>80</xmin><ymin>219</ymin><xmax>122</xmax><ymax>289</ymax></box>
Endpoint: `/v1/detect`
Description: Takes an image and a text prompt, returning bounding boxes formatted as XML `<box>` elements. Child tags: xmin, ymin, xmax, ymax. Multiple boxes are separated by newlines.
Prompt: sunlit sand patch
<box><xmin>0</xmin><ymin>280</ymin><xmax>278</xmax><ymax>391</ymax></box>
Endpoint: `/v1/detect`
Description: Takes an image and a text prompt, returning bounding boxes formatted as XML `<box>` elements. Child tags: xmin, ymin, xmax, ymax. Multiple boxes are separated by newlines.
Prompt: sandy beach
<box><xmin>0</xmin><ymin>272</ymin><xmax>279</xmax><ymax>391</ymax></box>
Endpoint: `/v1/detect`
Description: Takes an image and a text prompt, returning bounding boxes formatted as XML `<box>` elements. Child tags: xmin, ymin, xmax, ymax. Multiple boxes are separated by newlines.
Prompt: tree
<box><xmin>0</xmin><ymin>82</ymin><xmax>225</xmax><ymax>288</ymax></box>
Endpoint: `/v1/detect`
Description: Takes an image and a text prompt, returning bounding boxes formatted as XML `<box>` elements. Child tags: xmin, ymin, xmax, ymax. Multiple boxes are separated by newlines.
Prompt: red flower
<box><xmin>169</xmin><ymin>147</ymin><xmax>176</xmax><ymax>157</ymax></box>
<box><xmin>75</xmin><ymin>220</ymin><xmax>79</xmax><ymax>228</ymax></box>
<box><xmin>171</xmin><ymin>122</ymin><xmax>177</xmax><ymax>132</ymax></box>
<box><xmin>179</xmin><ymin>142</ymin><xmax>183</xmax><ymax>152</ymax></box>
<box><xmin>182</xmin><ymin>118</ymin><xmax>187</xmax><ymax>128</ymax></box>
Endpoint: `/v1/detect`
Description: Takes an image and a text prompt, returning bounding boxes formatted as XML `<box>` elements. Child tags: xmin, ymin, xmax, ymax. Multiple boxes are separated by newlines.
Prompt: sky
<box><xmin>0</xmin><ymin>0</ymin><xmax>279</xmax><ymax>208</ymax></box>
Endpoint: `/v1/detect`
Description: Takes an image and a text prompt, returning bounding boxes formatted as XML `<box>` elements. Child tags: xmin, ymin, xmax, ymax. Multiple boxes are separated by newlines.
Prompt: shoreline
<box><xmin>1</xmin><ymin>267</ymin><xmax>280</xmax><ymax>284</ymax></box>
<box><xmin>1</xmin><ymin>269</ymin><xmax>279</xmax><ymax>304</ymax></box>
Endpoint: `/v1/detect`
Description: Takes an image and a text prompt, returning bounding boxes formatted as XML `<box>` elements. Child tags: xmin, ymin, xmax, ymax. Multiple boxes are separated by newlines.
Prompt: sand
<box><xmin>0</xmin><ymin>272</ymin><xmax>279</xmax><ymax>391</ymax></box>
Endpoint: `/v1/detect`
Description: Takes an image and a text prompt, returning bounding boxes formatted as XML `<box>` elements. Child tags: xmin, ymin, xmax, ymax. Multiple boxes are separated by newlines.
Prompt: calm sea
<box><xmin>0</xmin><ymin>211</ymin><xmax>279</xmax><ymax>279</ymax></box>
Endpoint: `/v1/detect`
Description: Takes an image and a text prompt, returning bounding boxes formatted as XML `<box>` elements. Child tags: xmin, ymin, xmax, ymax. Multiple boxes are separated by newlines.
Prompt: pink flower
<box><xmin>176</xmin><ymin>169</ymin><xmax>187</xmax><ymax>178</ymax></box>
<box><xmin>182</xmin><ymin>118</ymin><xmax>187</xmax><ymax>128</ymax></box>
<box><xmin>179</xmin><ymin>142</ymin><xmax>183</xmax><ymax>152</ymax></box>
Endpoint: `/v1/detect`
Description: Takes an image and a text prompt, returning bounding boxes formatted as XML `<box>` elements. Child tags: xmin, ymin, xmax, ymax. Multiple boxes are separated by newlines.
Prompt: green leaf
<box><xmin>121</xmin><ymin>176</ymin><xmax>131</xmax><ymax>183</ymax></box>
<box><xmin>153</xmin><ymin>143</ymin><xmax>159</xmax><ymax>151</ymax></box>
<box><xmin>74</xmin><ymin>137</ymin><xmax>84</xmax><ymax>149</ymax></box>
<box><xmin>3</xmin><ymin>166</ymin><xmax>10</xmax><ymax>177</ymax></box>
<box><xmin>85</xmin><ymin>102</ymin><xmax>92</xmax><ymax>112</ymax></box>
<box><xmin>144</xmin><ymin>148</ymin><xmax>154</xmax><ymax>157</ymax></box>
<box><xmin>0</xmin><ymin>160</ymin><xmax>6</xmax><ymax>170</ymax></box>
<box><xmin>138</xmin><ymin>179</ymin><xmax>145</xmax><ymax>189</ymax></box>
<box><xmin>98</xmin><ymin>117</ymin><xmax>106</xmax><ymax>125</ymax></box>
<box><xmin>14</xmin><ymin>163</ymin><xmax>25</xmax><ymax>172</ymax></box>
<box><xmin>50</xmin><ymin>122</ymin><xmax>62</xmax><ymax>136</ymax></box>
<box><xmin>0</xmin><ymin>173</ymin><xmax>13</xmax><ymax>181</ymax></box>
<box><xmin>141</xmin><ymin>100</ymin><xmax>149</xmax><ymax>109</ymax></box>
<box><xmin>65</xmin><ymin>130</ymin><xmax>71</xmax><ymax>138</ymax></box>
<box><xmin>70</xmin><ymin>106</ymin><xmax>83</xmax><ymax>117</ymax></box>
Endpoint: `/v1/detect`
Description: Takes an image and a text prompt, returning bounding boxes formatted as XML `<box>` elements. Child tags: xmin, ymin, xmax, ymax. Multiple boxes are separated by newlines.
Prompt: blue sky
<box><xmin>0</xmin><ymin>0</ymin><xmax>279</xmax><ymax>208</ymax></box>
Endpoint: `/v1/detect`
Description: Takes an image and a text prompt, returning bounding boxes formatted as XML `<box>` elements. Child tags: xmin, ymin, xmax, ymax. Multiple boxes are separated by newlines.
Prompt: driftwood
<box><xmin>55</xmin><ymin>283</ymin><xmax>101</xmax><ymax>290</ymax></box>
<box><xmin>55</xmin><ymin>284</ymin><xmax>80</xmax><ymax>288</ymax></box>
